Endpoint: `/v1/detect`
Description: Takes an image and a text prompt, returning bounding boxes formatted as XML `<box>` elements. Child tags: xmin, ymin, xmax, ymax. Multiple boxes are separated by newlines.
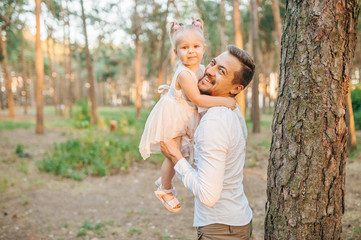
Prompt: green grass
<box><xmin>77</xmin><ymin>219</ymin><xmax>109</xmax><ymax>238</ymax></box>
<box><xmin>0</xmin><ymin>121</ymin><xmax>34</xmax><ymax>131</ymax></box>
<box><xmin>128</xmin><ymin>227</ymin><xmax>142</xmax><ymax>236</ymax></box>
<box><xmin>37</xmin><ymin>107</ymin><xmax>151</xmax><ymax>180</ymax></box>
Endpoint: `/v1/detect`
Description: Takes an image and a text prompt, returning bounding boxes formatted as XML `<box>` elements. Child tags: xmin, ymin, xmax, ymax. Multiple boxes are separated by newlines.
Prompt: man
<box><xmin>160</xmin><ymin>45</ymin><xmax>255</xmax><ymax>240</ymax></box>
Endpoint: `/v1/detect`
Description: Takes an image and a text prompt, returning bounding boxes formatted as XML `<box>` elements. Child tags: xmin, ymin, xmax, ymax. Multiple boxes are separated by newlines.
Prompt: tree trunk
<box><xmin>271</xmin><ymin>0</ymin><xmax>282</xmax><ymax>58</ymax></box>
<box><xmin>232</xmin><ymin>0</ymin><xmax>246</xmax><ymax>117</ymax></box>
<box><xmin>46</xmin><ymin>27</ymin><xmax>58</xmax><ymax>115</ymax></box>
<box><xmin>80</xmin><ymin>0</ymin><xmax>98</xmax><ymax>125</ymax></box>
<box><xmin>346</xmin><ymin>86</ymin><xmax>357</xmax><ymax>152</ymax></box>
<box><xmin>0</xmin><ymin>29</ymin><xmax>15</xmax><ymax>117</ymax></box>
<box><xmin>21</xmin><ymin>25</ymin><xmax>28</xmax><ymax>115</ymax></box>
<box><xmin>218</xmin><ymin>0</ymin><xmax>227</xmax><ymax>52</ymax></box>
<box><xmin>0</xmin><ymin>81</ymin><xmax>4</xmax><ymax>110</ymax></box>
<box><xmin>133</xmin><ymin>0</ymin><xmax>142</xmax><ymax>118</ymax></box>
<box><xmin>157</xmin><ymin>0</ymin><xmax>170</xmax><ymax>90</ymax></box>
<box><xmin>250</xmin><ymin>0</ymin><xmax>260</xmax><ymax>133</ymax></box>
<box><xmin>35</xmin><ymin>0</ymin><xmax>44</xmax><ymax>134</ymax></box>
<box><xmin>65</xmin><ymin>1</ymin><xmax>73</xmax><ymax>117</ymax></box>
<box><xmin>265</xmin><ymin>1</ymin><xmax>360</xmax><ymax>239</ymax></box>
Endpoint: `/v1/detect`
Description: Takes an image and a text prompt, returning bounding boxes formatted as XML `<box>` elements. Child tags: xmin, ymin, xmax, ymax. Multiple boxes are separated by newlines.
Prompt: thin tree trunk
<box><xmin>21</xmin><ymin>25</ymin><xmax>28</xmax><ymax>115</ymax></box>
<box><xmin>346</xmin><ymin>86</ymin><xmax>357</xmax><ymax>152</ymax></box>
<box><xmin>0</xmin><ymin>81</ymin><xmax>4</xmax><ymax>110</ymax></box>
<box><xmin>218</xmin><ymin>0</ymin><xmax>227</xmax><ymax>52</ymax></box>
<box><xmin>65</xmin><ymin>1</ymin><xmax>73</xmax><ymax>117</ymax></box>
<box><xmin>0</xmin><ymin>28</ymin><xmax>15</xmax><ymax>117</ymax></box>
<box><xmin>232</xmin><ymin>0</ymin><xmax>246</xmax><ymax>117</ymax></box>
<box><xmin>250</xmin><ymin>0</ymin><xmax>260</xmax><ymax>133</ymax></box>
<box><xmin>271</xmin><ymin>0</ymin><xmax>282</xmax><ymax>57</ymax></box>
<box><xmin>80</xmin><ymin>0</ymin><xmax>98</xmax><ymax>125</ymax></box>
<box><xmin>265</xmin><ymin>1</ymin><xmax>360</xmax><ymax>239</ymax></box>
<box><xmin>133</xmin><ymin>0</ymin><xmax>142</xmax><ymax>118</ymax></box>
<box><xmin>157</xmin><ymin>0</ymin><xmax>170</xmax><ymax>90</ymax></box>
<box><xmin>46</xmin><ymin>27</ymin><xmax>58</xmax><ymax>115</ymax></box>
<box><xmin>35</xmin><ymin>0</ymin><xmax>44</xmax><ymax>134</ymax></box>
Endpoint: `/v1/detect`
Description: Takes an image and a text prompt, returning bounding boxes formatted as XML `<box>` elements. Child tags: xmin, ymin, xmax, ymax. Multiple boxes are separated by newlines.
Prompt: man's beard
<box><xmin>198</xmin><ymin>76</ymin><xmax>212</xmax><ymax>96</ymax></box>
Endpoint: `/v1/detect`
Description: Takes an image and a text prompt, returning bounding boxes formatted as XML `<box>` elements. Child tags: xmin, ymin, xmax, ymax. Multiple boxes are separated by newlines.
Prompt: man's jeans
<box><xmin>196</xmin><ymin>221</ymin><xmax>252</xmax><ymax>240</ymax></box>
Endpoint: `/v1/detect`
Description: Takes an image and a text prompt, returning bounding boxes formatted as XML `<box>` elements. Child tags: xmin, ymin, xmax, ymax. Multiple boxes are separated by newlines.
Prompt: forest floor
<box><xmin>0</xmin><ymin>109</ymin><xmax>360</xmax><ymax>240</ymax></box>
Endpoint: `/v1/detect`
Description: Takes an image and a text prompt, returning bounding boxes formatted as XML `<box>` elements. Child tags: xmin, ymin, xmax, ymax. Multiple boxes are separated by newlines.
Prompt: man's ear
<box><xmin>230</xmin><ymin>85</ymin><xmax>244</xmax><ymax>95</ymax></box>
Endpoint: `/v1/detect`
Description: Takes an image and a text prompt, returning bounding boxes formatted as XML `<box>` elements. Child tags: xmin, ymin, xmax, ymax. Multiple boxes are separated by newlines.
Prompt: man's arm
<box><xmin>161</xmin><ymin>113</ymin><xmax>229</xmax><ymax>207</ymax></box>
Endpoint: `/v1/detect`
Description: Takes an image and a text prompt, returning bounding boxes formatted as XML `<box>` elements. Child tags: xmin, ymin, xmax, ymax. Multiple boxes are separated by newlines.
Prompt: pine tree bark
<box><xmin>133</xmin><ymin>0</ymin><xmax>142</xmax><ymax>118</ymax></box>
<box><xmin>80</xmin><ymin>0</ymin><xmax>98</xmax><ymax>125</ymax></box>
<box><xmin>346</xmin><ymin>86</ymin><xmax>357</xmax><ymax>152</ymax></box>
<box><xmin>46</xmin><ymin>27</ymin><xmax>58</xmax><ymax>115</ymax></box>
<box><xmin>265</xmin><ymin>1</ymin><xmax>360</xmax><ymax>239</ymax></box>
<box><xmin>271</xmin><ymin>0</ymin><xmax>282</xmax><ymax>57</ymax></box>
<box><xmin>35</xmin><ymin>0</ymin><xmax>44</xmax><ymax>134</ymax></box>
<box><xmin>218</xmin><ymin>0</ymin><xmax>227</xmax><ymax>52</ymax></box>
<box><xmin>0</xmin><ymin>27</ymin><xmax>15</xmax><ymax>117</ymax></box>
<box><xmin>20</xmin><ymin>25</ymin><xmax>28</xmax><ymax>115</ymax></box>
<box><xmin>157</xmin><ymin>0</ymin><xmax>170</xmax><ymax>90</ymax></box>
<box><xmin>250</xmin><ymin>0</ymin><xmax>260</xmax><ymax>133</ymax></box>
<box><xmin>232</xmin><ymin>0</ymin><xmax>246</xmax><ymax>117</ymax></box>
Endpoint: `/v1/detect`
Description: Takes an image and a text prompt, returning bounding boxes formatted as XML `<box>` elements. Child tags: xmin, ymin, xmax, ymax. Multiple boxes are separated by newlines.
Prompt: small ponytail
<box><xmin>192</xmin><ymin>18</ymin><xmax>204</xmax><ymax>31</ymax></box>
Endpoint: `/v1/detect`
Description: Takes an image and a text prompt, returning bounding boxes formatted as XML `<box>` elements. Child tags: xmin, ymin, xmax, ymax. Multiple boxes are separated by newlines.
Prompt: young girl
<box><xmin>139</xmin><ymin>19</ymin><xmax>235</xmax><ymax>212</ymax></box>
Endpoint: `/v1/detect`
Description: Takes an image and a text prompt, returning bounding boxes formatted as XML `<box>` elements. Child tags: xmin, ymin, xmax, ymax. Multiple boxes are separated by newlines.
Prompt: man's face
<box><xmin>198</xmin><ymin>52</ymin><xmax>243</xmax><ymax>97</ymax></box>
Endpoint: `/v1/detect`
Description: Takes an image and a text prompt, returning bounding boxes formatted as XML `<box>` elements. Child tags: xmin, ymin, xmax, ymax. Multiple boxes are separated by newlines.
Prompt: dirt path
<box><xmin>0</xmin><ymin>115</ymin><xmax>360</xmax><ymax>239</ymax></box>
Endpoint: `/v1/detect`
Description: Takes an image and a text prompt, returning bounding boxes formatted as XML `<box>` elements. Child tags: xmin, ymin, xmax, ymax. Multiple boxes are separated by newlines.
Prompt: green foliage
<box><xmin>15</xmin><ymin>144</ymin><xmax>24</xmax><ymax>154</ymax></box>
<box><xmin>76</xmin><ymin>229</ymin><xmax>87</xmax><ymax>237</ymax></box>
<box><xmin>73</xmin><ymin>99</ymin><xmax>91</xmax><ymax>129</ymax></box>
<box><xmin>77</xmin><ymin>219</ymin><xmax>108</xmax><ymax>238</ymax></box>
<box><xmin>0</xmin><ymin>121</ymin><xmax>34</xmax><ymax>131</ymax></box>
<box><xmin>128</xmin><ymin>227</ymin><xmax>142</xmax><ymax>236</ymax></box>
<box><xmin>37</xmin><ymin>129</ymin><xmax>142</xmax><ymax>180</ymax></box>
<box><xmin>351</xmin><ymin>86</ymin><xmax>361</xmax><ymax>130</ymax></box>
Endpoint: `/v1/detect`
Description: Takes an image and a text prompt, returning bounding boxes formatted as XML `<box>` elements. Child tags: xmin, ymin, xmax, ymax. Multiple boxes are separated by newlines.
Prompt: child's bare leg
<box><xmin>161</xmin><ymin>158</ymin><xmax>175</xmax><ymax>190</ymax></box>
<box><xmin>160</xmin><ymin>136</ymin><xmax>182</xmax><ymax>190</ymax></box>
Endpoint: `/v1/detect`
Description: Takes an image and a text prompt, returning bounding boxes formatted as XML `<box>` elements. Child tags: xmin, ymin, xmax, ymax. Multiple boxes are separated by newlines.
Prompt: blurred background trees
<box><xmin>0</xmin><ymin>0</ymin><xmax>360</xmax><ymax>135</ymax></box>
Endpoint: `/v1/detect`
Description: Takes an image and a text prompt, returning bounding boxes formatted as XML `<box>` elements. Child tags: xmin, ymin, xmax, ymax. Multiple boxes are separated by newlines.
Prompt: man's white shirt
<box><xmin>174</xmin><ymin>105</ymin><xmax>253</xmax><ymax>227</ymax></box>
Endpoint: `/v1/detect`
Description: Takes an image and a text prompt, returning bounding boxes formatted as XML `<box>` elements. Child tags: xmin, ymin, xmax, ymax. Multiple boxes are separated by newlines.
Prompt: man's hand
<box><xmin>160</xmin><ymin>137</ymin><xmax>183</xmax><ymax>165</ymax></box>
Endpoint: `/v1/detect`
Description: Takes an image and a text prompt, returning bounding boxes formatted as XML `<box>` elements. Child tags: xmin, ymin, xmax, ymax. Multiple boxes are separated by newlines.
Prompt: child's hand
<box><xmin>224</xmin><ymin>97</ymin><xmax>237</xmax><ymax>110</ymax></box>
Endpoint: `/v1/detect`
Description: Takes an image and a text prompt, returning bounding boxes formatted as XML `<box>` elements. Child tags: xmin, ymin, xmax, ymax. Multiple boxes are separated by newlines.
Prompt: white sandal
<box><xmin>154</xmin><ymin>189</ymin><xmax>182</xmax><ymax>213</ymax></box>
<box><xmin>154</xmin><ymin>177</ymin><xmax>181</xmax><ymax>213</ymax></box>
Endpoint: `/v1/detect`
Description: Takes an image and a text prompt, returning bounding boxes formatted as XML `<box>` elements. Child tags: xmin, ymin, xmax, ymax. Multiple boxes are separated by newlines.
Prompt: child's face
<box><xmin>174</xmin><ymin>29</ymin><xmax>205</xmax><ymax>67</ymax></box>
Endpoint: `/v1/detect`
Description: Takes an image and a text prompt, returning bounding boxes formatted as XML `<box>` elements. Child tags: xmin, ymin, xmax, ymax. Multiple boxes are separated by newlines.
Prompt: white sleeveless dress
<box><xmin>139</xmin><ymin>64</ymin><xmax>204</xmax><ymax>160</ymax></box>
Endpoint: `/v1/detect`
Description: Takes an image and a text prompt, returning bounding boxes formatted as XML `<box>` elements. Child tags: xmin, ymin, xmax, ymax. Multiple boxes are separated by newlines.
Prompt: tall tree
<box><xmin>0</xmin><ymin>14</ymin><xmax>15</xmax><ymax>117</ymax></box>
<box><xmin>232</xmin><ymin>0</ymin><xmax>246</xmax><ymax>117</ymax></box>
<box><xmin>35</xmin><ymin>0</ymin><xmax>44</xmax><ymax>134</ymax></box>
<box><xmin>346</xmin><ymin>87</ymin><xmax>357</xmax><ymax>152</ymax></box>
<box><xmin>46</xmin><ymin>26</ymin><xmax>58</xmax><ymax>114</ymax></box>
<box><xmin>265</xmin><ymin>1</ymin><xmax>360</xmax><ymax>239</ymax></box>
<box><xmin>250</xmin><ymin>0</ymin><xmax>260</xmax><ymax>133</ymax></box>
<box><xmin>133</xmin><ymin>0</ymin><xmax>142</xmax><ymax>118</ymax></box>
<box><xmin>20</xmin><ymin>24</ymin><xmax>28</xmax><ymax>115</ymax></box>
<box><xmin>80</xmin><ymin>0</ymin><xmax>98</xmax><ymax>125</ymax></box>
<box><xmin>157</xmin><ymin>0</ymin><xmax>170</xmax><ymax>89</ymax></box>
<box><xmin>271</xmin><ymin>0</ymin><xmax>282</xmax><ymax>57</ymax></box>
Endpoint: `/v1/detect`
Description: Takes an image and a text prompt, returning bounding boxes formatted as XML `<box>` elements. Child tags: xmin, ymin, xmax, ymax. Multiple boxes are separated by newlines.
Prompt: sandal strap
<box><xmin>165</xmin><ymin>197</ymin><xmax>180</xmax><ymax>208</ymax></box>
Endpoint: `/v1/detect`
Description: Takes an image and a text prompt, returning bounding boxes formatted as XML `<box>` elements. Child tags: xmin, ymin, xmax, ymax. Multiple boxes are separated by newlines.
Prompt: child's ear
<box><xmin>173</xmin><ymin>48</ymin><xmax>177</xmax><ymax>55</ymax></box>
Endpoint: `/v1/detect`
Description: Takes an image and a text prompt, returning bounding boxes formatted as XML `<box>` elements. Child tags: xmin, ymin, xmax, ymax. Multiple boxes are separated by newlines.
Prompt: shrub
<box><xmin>73</xmin><ymin>99</ymin><xmax>91</xmax><ymax>129</ymax></box>
<box><xmin>37</xmin><ymin>129</ymin><xmax>141</xmax><ymax>180</ymax></box>
<box><xmin>351</xmin><ymin>86</ymin><xmax>361</xmax><ymax>130</ymax></box>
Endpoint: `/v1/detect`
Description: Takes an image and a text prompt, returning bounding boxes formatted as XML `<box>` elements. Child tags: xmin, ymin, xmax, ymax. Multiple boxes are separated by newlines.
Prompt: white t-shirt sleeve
<box><xmin>174</xmin><ymin>115</ymin><xmax>229</xmax><ymax>207</ymax></box>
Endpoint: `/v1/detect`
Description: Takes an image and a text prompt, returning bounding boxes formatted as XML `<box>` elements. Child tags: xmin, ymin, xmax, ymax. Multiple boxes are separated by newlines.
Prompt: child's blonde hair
<box><xmin>168</xmin><ymin>18</ymin><xmax>205</xmax><ymax>49</ymax></box>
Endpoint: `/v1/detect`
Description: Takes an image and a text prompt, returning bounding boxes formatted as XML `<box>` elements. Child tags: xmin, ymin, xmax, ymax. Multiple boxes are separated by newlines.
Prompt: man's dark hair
<box><xmin>227</xmin><ymin>45</ymin><xmax>255</xmax><ymax>88</ymax></box>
